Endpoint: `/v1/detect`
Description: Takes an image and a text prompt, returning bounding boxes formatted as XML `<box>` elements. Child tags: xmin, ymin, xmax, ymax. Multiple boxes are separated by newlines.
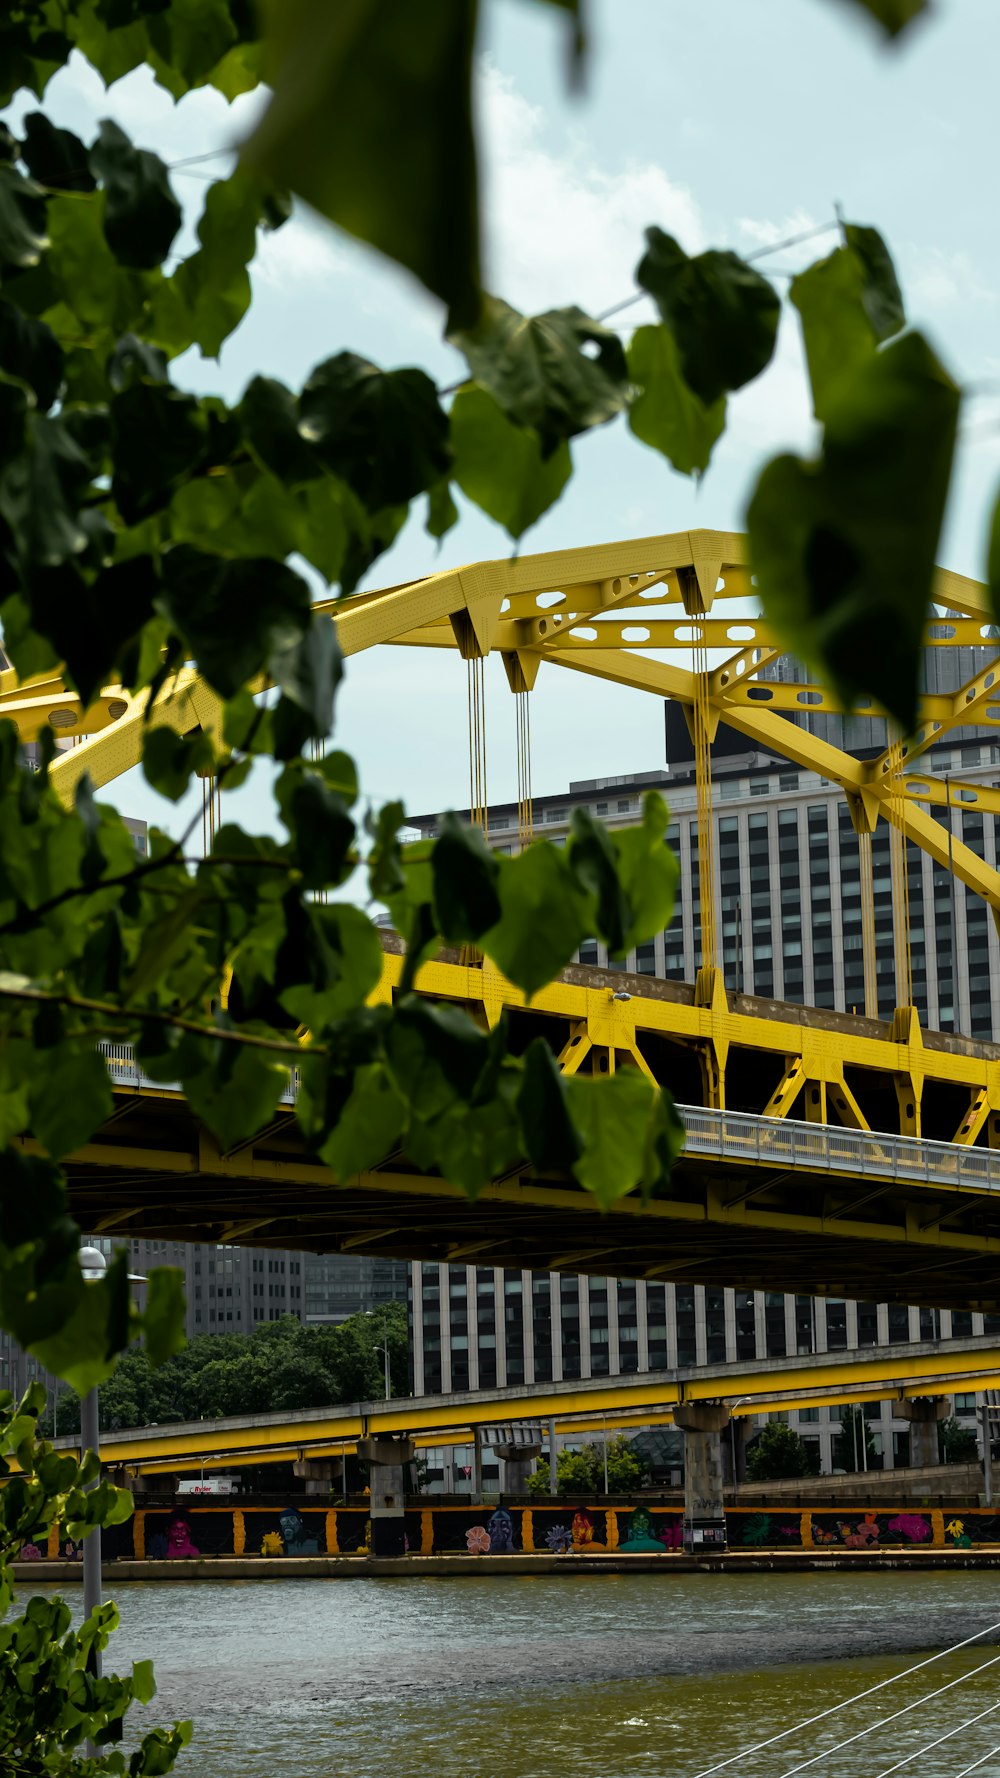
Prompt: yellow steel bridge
<box><xmin>6</xmin><ymin>530</ymin><xmax>1000</xmax><ymax>1307</ymax></box>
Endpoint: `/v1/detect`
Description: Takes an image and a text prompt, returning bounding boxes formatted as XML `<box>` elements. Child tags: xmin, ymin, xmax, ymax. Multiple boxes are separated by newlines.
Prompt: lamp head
<box><xmin>79</xmin><ymin>1245</ymin><xmax>108</xmax><ymax>1283</ymax></box>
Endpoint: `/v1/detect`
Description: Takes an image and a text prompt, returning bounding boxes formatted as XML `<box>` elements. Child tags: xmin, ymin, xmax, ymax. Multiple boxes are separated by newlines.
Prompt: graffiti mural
<box><xmin>166</xmin><ymin>1517</ymin><xmax>199</xmax><ymax>1557</ymax></box>
<box><xmin>618</xmin><ymin>1508</ymin><xmax>668</xmax><ymax>1552</ymax></box>
<box><xmin>21</xmin><ymin>1498</ymin><xmax>1000</xmax><ymax>1564</ymax></box>
<box><xmin>488</xmin><ymin>1508</ymin><xmax>515</xmax><ymax>1553</ymax></box>
<box><xmin>278</xmin><ymin>1509</ymin><xmax>320</xmax><ymax>1555</ymax></box>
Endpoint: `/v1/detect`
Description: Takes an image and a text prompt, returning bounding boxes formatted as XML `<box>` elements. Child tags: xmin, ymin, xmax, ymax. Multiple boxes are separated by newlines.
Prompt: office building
<box><xmin>405</xmin><ymin>647</ymin><xmax>1000</xmax><ymax>1475</ymax></box>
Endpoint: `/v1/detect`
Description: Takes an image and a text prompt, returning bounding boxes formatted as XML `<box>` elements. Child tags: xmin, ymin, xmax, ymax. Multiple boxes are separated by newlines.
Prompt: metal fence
<box><xmin>680</xmin><ymin>1103</ymin><xmax>1000</xmax><ymax>1193</ymax></box>
<box><xmin>98</xmin><ymin>1041</ymin><xmax>995</xmax><ymax>1191</ymax></box>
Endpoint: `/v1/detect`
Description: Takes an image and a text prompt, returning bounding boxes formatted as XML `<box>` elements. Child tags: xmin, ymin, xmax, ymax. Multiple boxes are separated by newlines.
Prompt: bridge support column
<box><xmin>293</xmin><ymin>1459</ymin><xmax>337</xmax><ymax>1496</ymax></box>
<box><xmin>675</xmin><ymin>1401</ymin><xmax>730</xmax><ymax>1552</ymax></box>
<box><xmin>898</xmin><ymin>1397</ymin><xmax>948</xmax><ymax>1468</ymax></box>
<box><xmin>358</xmin><ymin>1436</ymin><xmax>415</xmax><ymax>1557</ymax></box>
<box><xmin>493</xmin><ymin>1441</ymin><xmax>542</xmax><ymax>1494</ymax></box>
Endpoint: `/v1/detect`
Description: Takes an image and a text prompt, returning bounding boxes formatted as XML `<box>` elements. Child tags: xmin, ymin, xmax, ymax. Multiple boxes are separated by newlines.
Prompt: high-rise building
<box><xmin>404</xmin><ymin>648</ymin><xmax>1000</xmax><ymax>1474</ymax></box>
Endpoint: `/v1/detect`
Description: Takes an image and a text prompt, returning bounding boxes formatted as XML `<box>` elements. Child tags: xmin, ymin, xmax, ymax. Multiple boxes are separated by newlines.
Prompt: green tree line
<box><xmin>42</xmin><ymin>1306</ymin><xmax>409</xmax><ymax>1437</ymax></box>
<box><xmin>527</xmin><ymin>1434</ymin><xmax>649</xmax><ymax>1495</ymax></box>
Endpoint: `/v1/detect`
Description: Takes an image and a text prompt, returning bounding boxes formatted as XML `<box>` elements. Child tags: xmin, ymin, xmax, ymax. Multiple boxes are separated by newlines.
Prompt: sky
<box><xmin>11</xmin><ymin>0</ymin><xmax>1000</xmax><ymax>837</ymax></box>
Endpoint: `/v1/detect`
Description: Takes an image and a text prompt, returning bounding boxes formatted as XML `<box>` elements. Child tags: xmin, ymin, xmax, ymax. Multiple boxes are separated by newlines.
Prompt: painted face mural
<box><xmin>487</xmin><ymin>1508</ymin><xmax>514</xmax><ymax>1553</ymax></box>
<box><xmin>571</xmin><ymin>1511</ymin><xmax>605</xmax><ymax>1550</ymax></box>
<box><xmin>618</xmin><ymin>1508</ymin><xmax>665</xmax><ymax>1553</ymax></box>
<box><xmin>166</xmin><ymin>1517</ymin><xmax>199</xmax><ymax>1558</ymax></box>
<box><xmin>279</xmin><ymin>1509</ymin><xmax>320</xmax><ymax>1555</ymax></box>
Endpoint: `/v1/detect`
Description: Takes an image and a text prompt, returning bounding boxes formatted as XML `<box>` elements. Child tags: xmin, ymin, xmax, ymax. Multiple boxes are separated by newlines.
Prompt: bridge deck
<box><xmin>39</xmin><ymin>947</ymin><xmax>1000</xmax><ymax>1312</ymax></box>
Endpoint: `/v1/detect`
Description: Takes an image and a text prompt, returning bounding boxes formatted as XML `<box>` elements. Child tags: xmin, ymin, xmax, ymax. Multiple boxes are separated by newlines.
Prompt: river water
<box><xmin>57</xmin><ymin>1572</ymin><xmax>1000</xmax><ymax>1776</ymax></box>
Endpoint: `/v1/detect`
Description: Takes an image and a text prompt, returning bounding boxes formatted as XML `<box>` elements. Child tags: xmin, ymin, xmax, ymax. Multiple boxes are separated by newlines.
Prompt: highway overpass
<box><xmin>54</xmin><ymin>1334</ymin><xmax>1000</xmax><ymax>1473</ymax></box>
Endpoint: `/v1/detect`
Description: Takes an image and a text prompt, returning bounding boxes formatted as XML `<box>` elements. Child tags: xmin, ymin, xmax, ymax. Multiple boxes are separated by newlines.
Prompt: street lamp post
<box><xmin>729</xmin><ymin>1398</ymin><xmax>750</xmax><ymax>1504</ymax></box>
<box><xmin>77</xmin><ymin>1245</ymin><xmax>107</xmax><ymax>1758</ymax></box>
<box><xmin>78</xmin><ymin>1248</ymin><xmax>107</xmax><ymax>1642</ymax></box>
<box><xmin>365</xmin><ymin>1311</ymin><xmax>391</xmax><ymax>1400</ymax></box>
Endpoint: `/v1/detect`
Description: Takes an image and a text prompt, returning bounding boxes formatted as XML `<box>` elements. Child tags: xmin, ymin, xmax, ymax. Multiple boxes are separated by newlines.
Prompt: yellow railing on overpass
<box><xmin>53</xmin><ymin>1336</ymin><xmax>1000</xmax><ymax>1473</ymax></box>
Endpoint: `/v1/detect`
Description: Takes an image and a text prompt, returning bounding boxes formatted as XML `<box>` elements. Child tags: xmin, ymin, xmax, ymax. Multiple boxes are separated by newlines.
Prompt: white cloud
<box><xmin>909</xmin><ymin>247</ymin><xmax>997</xmax><ymax>314</ymax></box>
<box><xmin>478</xmin><ymin>60</ymin><xmax>703</xmax><ymax>315</ymax></box>
<box><xmin>735</xmin><ymin>209</ymin><xmax>822</xmax><ymax>252</ymax></box>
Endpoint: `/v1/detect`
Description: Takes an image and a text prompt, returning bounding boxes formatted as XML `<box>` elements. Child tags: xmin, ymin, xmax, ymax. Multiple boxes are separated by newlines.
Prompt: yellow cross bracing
<box><xmin>44</xmin><ymin>1335</ymin><xmax>1000</xmax><ymax>1472</ymax></box>
<box><xmin>3</xmin><ymin>527</ymin><xmax>996</xmax><ymax>907</ymax></box>
<box><xmin>6</xmin><ymin>529</ymin><xmax>1000</xmax><ymax>1301</ymax></box>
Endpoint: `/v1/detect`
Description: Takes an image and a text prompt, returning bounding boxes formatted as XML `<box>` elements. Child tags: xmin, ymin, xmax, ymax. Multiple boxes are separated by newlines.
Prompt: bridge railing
<box><xmin>681</xmin><ymin>1104</ymin><xmax>1000</xmax><ymax>1193</ymax></box>
<box><xmin>98</xmin><ymin>1041</ymin><xmax>1000</xmax><ymax>1191</ymax></box>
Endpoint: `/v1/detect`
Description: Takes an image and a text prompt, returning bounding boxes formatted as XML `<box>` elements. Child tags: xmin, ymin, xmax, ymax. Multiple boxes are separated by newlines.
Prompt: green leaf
<box><xmin>268</xmin><ymin>612</ymin><xmax>342</xmax><ymax>755</ymax></box>
<box><xmin>183</xmin><ymin>1040</ymin><xmax>288</xmax><ymax>1154</ymax></box>
<box><xmin>637</xmin><ymin>228</ymin><xmax>780</xmax><ymax>407</ymax></box>
<box><xmin>243</xmin><ymin>0</ymin><xmax>480</xmax><ymax>327</ymax></box>
<box><xmin>156</xmin><ymin>546</ymin><xmax>312</xmax><ymax>698</ymax></box>
<box><xmin>612</xmin><ymin>791</ymin><xmax>680</xmax><ymax>954</ymax></box>
<box><xmin>29</xmin><ymin>1249</ymin><xmax>132</xmax><ymax>1394</ymax></box>
<box><xmin>141</xmin><ymin>1267</ymin><xmax>187</xmax><ymax>1367</ymax></box>
<box><xmin>276</xmin><ymin>766</ymin><xmax>355</xmax><ymax>890</ymax></box>
<box><xmin>450</xmin><ymin>383</ymin><xmax>571</xmax><ymax>538</ymax></box>
<box><xmin>385</xmin><ymin>997</ymin><xmax>500</xmax><ymax>1119</ymax></box>
<box><xmin>110</xmin><ymin>382</ymin><xmax>207</xmax><ymax>523</ymax></box>
<box><xmin>425</xmin><ymin>1084</ymin><xmax>522</xmax><ymax>1197</ymax></box>
<box><xmin>790</xmin><ymin>247</ymin><xmax>878</xmax><ymax>423</ymax></box>
<box><xmin>239</xmin><ymin>375</ymin><xmax>321</xmax><ymax>485</ymax></box>
<box><xmin>146</xmin><ymin>0</ymin><xmax>238</xmax><ymax>94</ymax></box>
<box><xmin>746</xmin><ymin>331</ymin><xmax>960</xmax><ymax>734</ymax></box>
<box><xmin>89</xmin><ymin>119</ymin><xmax>182</xmax><ymax>270</ymax></box>
<box><xmin>278</xmin><ymin>902</ymin><xmax>384</xmax><ymax>1027</ymax></box>
<box><xmin>426</xmin><ymin>478</ymin><xmax>458</xmax><ymax>541</ymax></box>
<box><xmin>20</xmin><ymin>113</ymin><xmax>95</xmax><ymax>193</ymax></box>
<box><xmin>482</xmin><ymin>843</ymin><xmax>595</xmax><ymax>1000</ymax></box>
<box><xmin>517</xmin><ymin>1037</ymin><xmax>583</xmax><ymax>1174</ymax></box>
<box><xmin>317</xmin><ymin>1062</ymin><xmax>405</xmax><ymax>1178</ymax></box>
<box><xmin>148</xmin><ymin>170</ymin><xmax>269</xmax><ymax>357</ymax></box>
<box><xmin>626</xmin><ymin>324</ymin><xmax>726</xmax><ymax>477</ymax></box>
<box><xmin>29</xmin><ymin>1045</ymin><xmax>113</xmax><ymax>1160</ymax></box>
<box><xmin>131</xmin><ymin>1658</ymin><xmax>157</xmax><ymax>1706</ymax></box>
<box><xmin>0</xmin><ymin>163</ymin><xmax>48</xmax><ymax>269</ymax></box>
<box><xmin>843</xmin><ymin>223</ymin><xmax>905</xmax><ymax>341</ymax></box>
<box><xmin>28</xmin><ymin>555</ymin><xmax>159</xmax><ymax>707</ymax></box>
<box><xmin>142</xmin><ymin>724</ymin><xmax>216</xmax><ymax>801</ymax></box>
<box><xmin>0</xmin><ymin>413</ymin><xmax>92</xmax><ymax>574</ymax></box>
<box><xmin>565</xmin><ymin>1072</ymin><xmax>683</xmax><ymax>1209</ymax></box>
<box><xmin>298</xmin><ymin>352</ymin><xmax>451</xmax><ymax>510</ymax></box>
<box><xmin>566</xmin><ymin>810</ymin><xmax>628</xmax><ymax>954</ymax></box>
<box><xmin>449</xmin><ymin>297</ymin><xmax>628</xmax><ymax>454</ymax></box>
<box><xmin>431</xmin><ymin>812</ymin><xmax>501</xmax><ymax>941</ymax></box>
<box><xmin>829</xmin><ymin>0</ymin><xmax>928</xmax><ymax>37</ymax></box>
<box><xmin>0</xmin><ymin>298</ymin><xmax>63</xmax><ymax>409</ymax></box>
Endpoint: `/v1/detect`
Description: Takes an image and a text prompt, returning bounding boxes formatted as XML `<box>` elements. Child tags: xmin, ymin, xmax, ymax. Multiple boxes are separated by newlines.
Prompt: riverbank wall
<box><xmin>17</xmin><ymin>1547</ymin><xmax>1000</xmax><ymax>1581</ymax></box>
<box><xmin>16</xmin><ymin>1499</ymin><xmax>1000</xmax><ymax>1565</ymax></box>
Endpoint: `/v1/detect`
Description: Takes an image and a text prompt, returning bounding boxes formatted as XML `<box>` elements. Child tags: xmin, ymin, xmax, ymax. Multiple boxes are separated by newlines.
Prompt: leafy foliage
<box><xmin>526</xmin><ymin>1434</ymin><xmax>650</xmax><ymax>1496</ymax></box>
<box><xmin>832</xmin><ymin>1405</ymin><xmax>879</xmax><ymax>1474</ymax></box>
<box><xmin>0</xmin><ymin>0</ymin><xmax>970</xmax><ymax>1767</ymax></box>
<box><xmin>745</xmin><ymin>1422</ymin><xmax>820</xmax><ymax>1482</ymax></box>
<box><xmin>637</xmin><ymin>229</ymin><xmax>780</xmax><ymax>407</ymax></box>
<box><xmin>938</xmin><ymin>1414</ymin><xmax>980</xmax><ymax>1465</ymax></box>
<box><xmin>0</xmin><ymin>1382</ymin><xmax>190</xmax><ymax>1774</ymax></box>
<box><xmin>44</xmin><ymin>1306</ymin><xmax>409</xmax><ymax>1435</ymax></box>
